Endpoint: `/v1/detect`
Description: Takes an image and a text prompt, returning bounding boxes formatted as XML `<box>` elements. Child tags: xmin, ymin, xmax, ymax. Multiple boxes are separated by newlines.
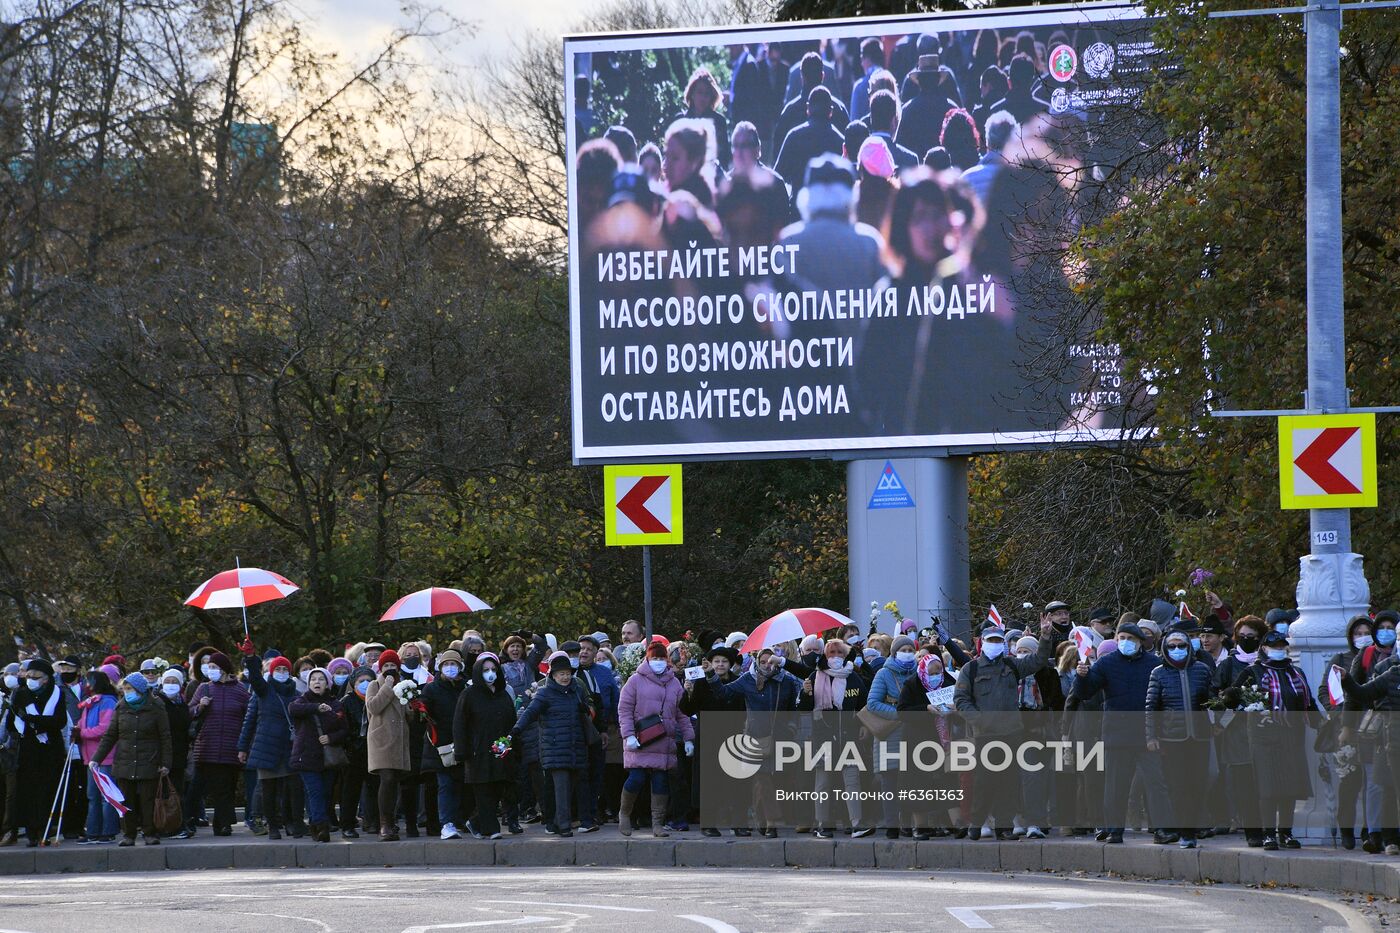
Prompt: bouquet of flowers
<box><xmin>392</xmin><ymin>678</ymin><xmax>422</xmax><ymax>706</ymax></box>
<box><xmin>491</xmin><ymin>735</ymin><xmax>512</xmax><ymax>759</ymax></box>
<box><xmin>614</xmin><ymin>642</ymin><xmax>645</xmax><ymax>683</ymax></box>
<box><xmin>1205</xmin><ymin>684</ymin><xmax>1268</xmax><ymax>712</ymax></box>
<box><xmin>670</xmin><ymin>641</ymin><xmax>702</xmax><ymax>667</ymax></box>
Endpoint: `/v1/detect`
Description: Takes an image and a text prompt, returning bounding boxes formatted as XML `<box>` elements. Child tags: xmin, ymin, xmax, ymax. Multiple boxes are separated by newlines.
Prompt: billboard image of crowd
<box><xmin>567</xmin><ymin>3</ymin><xmax>1166</xmax><ymax>463</ymax></box>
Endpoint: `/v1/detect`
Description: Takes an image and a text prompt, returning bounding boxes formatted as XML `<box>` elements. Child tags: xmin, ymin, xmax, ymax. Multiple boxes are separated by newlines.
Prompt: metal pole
<box><xmin>235</xmin><ymin>555</ymin><xmax>250</xmax><ymax>639</ymax></box>
<box><xmin>642</xmin><ymin>544</ymin><xmax>653</xmax><ymax>643</ymax></box>
<box><xmin>1305</xmin><ymin>0</ymin><xmax>1352</xmax><ymax>559</ymax></box>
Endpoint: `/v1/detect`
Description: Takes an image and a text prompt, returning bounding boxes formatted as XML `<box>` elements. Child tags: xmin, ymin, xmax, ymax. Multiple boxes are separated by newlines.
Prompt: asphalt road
<box><xmin>0</xmin><ymin>867</ymin><xmax>1385</xmax><ymax>932</ymax></box>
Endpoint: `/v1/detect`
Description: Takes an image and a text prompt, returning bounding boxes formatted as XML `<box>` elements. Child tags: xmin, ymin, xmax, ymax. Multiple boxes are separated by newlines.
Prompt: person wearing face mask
<box><xmin>1344</xmin><ymin>608</ymin><xmax>1400</xmax><ymax>854</ymax></box>
<box><xmin>288</xmin><ymin>668</ymin><xmax>347</xmax><ymax>843</ymax></box>
<box><xmin>1147</xmin><ymin>630</ymin><xmax>1214</xmax><ymax>848</ymax></box>
<box><xmin>867</xmin><ymin>634</ymin><xmax>924</xmax><ymax>838</ymax></box>
<box><xmin>364</xmin><ymin>650</ymin><xmax>414</xmax><ymax>840</ymax></box>
<box><xmin>1228</xmin><ymin>628</ymin><xmax>1318</xmax><ymax>850</ymax></box>
<box><xmin>1320</xmin><ymin>616</ymin><xmax>1375</xmax><ymax>851</ymax></box>
<box><xmin>1264</xmin><ymin>607</ymin><xmax>1300</xmax><ymax>641</ymax></box>
<box><xmin>326</xmin><ymin>658</ymin><xmax>355</xmax><ymax>694</ymax></box>
<box><xmin>399</xmin><ymin>642</ymin><xmax>433</xmax><ymax>686</ymax></box>
<box><xmin>394</xmin><ymin>643</ymin><xmax>440</xmax><ymax>838</ymax></box>
<box><xmin>337</xmin><ymin>667</ymin><xmax>377</xmax><ymax>838</ymax></box>
<box><xmin>1070</xmin><ymin>617</ymin><xmax>1175</xmax><ymax>845</ymax></box>
<box><xmin>615</xmin><ymin>641</ymin><xmax>693</xmax><ymax>838</ymax></box>
<box><xmin>421</xmin><ymin>649</ymin><xmax>469</xmax><ymax>840</ymax></box>
<box><xmin>955</xmin><ymin>619</ymin><xmax>1057</xmax><ymax>840</ymax></box>
<box><xmin>0</xmin><ymin>663</ymin><xmax>25</xmax><ymax>846</ymax></box>
<box><xmin>575</xmin><ymin>636</ymin><xmax>618</xmax><ymax>830</ymax></box>
<box><xmin>74</xmin><ymin>670</ymin><xmax>119</xmax><ymax>844</ymax></box>
<box><xmin>93</xmin><ymin>673</ymin><xmax>171</xmax><ymax>846</ymax></box>
<box><xmin>237</xmin><ymin>646</ymin><xmax>298</xmax><ymax>841</ymax></box>
<box><xmin>682</xmin><ymin>646</ymin><xmax>749</xmax><ymax>837</ymax></box>
<box><xmin>895</xmin><ymin>650</ymin><xmax>957</xmax><ymax>839</ymax></box>
<box><xmin>453</xmin><ymin>652</ymin><xmax>518</xmax><ymax>840</ymax></box>
<box><xmin>711</xmin><ymin>646</ymin><xmax>805</xmax><ymax>836</ymax></box>
<box><xmin>801</xmin><ymin>639</ymin><xmax>873</xmax><ymax>839</ymax></box>
<box><xmin>7</xmin><ymin>659</ymin><xmax>73</xmax><ymax>847</ymax></box>
<box><xmin>1342</xmin><ymin>613</ymin><xmax>1400</xmax><ymax>856</ymax></box>
<box><xmin>155</xmin><ymin>669</ymin><xmax>192</xmax><ymax>838</ymax></box>
<box><xmin>509</xmin><ymin>652</ymin><xmax>592</xmax><ymax>838</ymax></box>
<box><xmin>1212</xmin><ymin>615</ymin><xmax>1265</xmax><ymax>847</ymax></box>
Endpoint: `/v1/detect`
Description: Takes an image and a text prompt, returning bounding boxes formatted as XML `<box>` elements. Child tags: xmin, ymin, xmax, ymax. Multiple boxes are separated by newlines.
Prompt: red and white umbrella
<box><xmin>379</xmin><ymin>587</ymin><xmax>491</xmax><ymax>622</ymax></box>
<box><xmin>741</xmin><ymin>607</ymin><xmax>856</xmax><ymax>654</ymax></box>
<box><xmin>185</xmin><ymin>567</ymin><xmax>300</xmax><ymax>610</ymax></box>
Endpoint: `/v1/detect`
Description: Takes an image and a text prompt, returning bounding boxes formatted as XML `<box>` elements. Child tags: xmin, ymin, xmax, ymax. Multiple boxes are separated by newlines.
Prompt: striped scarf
<box><xmin>1259</xmin><ymin>662</ymin><xmax>1309</xmax><ymax>716</ymax></box>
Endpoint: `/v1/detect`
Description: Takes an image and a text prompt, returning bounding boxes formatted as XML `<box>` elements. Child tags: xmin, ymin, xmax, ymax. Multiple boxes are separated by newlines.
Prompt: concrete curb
<box><xmin>2</xmin><ymin>837</ymin><xmax>1396</xmax><ymax>898</ymax></box>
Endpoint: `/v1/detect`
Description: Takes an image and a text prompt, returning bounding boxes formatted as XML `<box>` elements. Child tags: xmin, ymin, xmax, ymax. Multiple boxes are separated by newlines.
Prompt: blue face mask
<box><xmin>1378</xmin><ymin>629</ymin><xmax>1397</xmax><ymax>647</ymax></box>
<box><xmin>1167</xmin><ymin>647</ymin><xmax>1189</xmax><ymax>663</ymax></box>
<box><xmin>124</xmin><ymin>691</ymin><xmax>145</xmax><ymax>706</ymax></box>
<box><xmin>333</xmin><ymin>673</ymin><xmax>350</xmax><ymax>687</ymax></box>
<box><xmin>1190</xmin><ymin>638</ymin><xmax>1201</xmax><ymax>651</ymax></box>
<box><xmin>1118</xmin><ymin>639</ymin><xmax>1140</xmax><ymax>657</ymax></box>
<box><xmin>596</xmin><ymin>660</ymin><xmax>613</xmax><ymax>671</ymax></box>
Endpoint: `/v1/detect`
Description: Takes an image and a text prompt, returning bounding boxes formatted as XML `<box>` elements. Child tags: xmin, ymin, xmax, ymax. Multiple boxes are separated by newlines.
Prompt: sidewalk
<box><xmin>2</xmin><ymin>827</ymin><xmax>1397</xmax><ymax>897</ymax></box>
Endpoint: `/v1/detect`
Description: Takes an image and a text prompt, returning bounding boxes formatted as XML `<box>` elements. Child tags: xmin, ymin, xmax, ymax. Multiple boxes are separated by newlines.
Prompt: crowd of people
<box><xmin>2</xmin><ymin>596</ymin><xmax>1398</xmax><ymax>856</ymax></box>
<box><xmin>577</xmin><ymin>27</ymin><xmax>1139</xmax><ymax>443</ymax></box>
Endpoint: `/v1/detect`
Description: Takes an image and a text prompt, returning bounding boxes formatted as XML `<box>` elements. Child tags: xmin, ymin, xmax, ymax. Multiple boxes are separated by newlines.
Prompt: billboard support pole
<box><xmin>642</xmin><ymin>544</ymin><xmax>654</xmax><ymax>644</ymax></box>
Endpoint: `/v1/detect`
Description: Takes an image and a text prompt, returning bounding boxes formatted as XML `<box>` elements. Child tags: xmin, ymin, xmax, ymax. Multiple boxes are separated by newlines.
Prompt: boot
<box><xmin>618</xmin><ymin>789</ymin><xmax>638</xmax><ymax>837</ymax></box>
<box><xmin>380</xmin><ymin>823</ymin><xmax>399</xmax><ymax>842</ymax></box>
<box><xmin>651</xmin><ymin>795</ymin><xmax>670</xmax><ymax>838</ymax></box>
<box><xmin>267</xmin><ymin>825</ymin><xmax>282</xmax><ymax>841</ymax></box>
<box><xmin>1363</xmin><ymin>831</ymin><xmax>1383</xmax><ymax>854</ymax></box>
<box><xmin>1341</xmin><ymin>827</ymin><xmax>1356</xmax><ymax>850</ymax></box>
<box><xmin>314</xmin><ymin>822</ymin><xmax>331</xmax><ymax>843</ymax></box>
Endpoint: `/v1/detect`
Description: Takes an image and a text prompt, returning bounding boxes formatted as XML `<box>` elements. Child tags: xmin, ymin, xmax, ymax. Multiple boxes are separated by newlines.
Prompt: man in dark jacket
<box><xmin>955</xmin><ymin>619</ymin><xmax>1055</xmax><ymax>839</ymax></box>
<box><xmin>421</xmin><ymin>649</ymin><xmax>467</xmax><ymax>839</ymax></box>
<box><xmin>1070</xmin><ymin>619</ymin><xmax>1175</xmax><ymax>844</ymax></box>
<box><xmin>775</xmin><ymin>87</ymin><xmax>845</xmax><ymax>201</ymax></box>
<box><xmin>575</xmin><ymin>636</ymin><xmax>617</xmax><ymax>829</ymax></box>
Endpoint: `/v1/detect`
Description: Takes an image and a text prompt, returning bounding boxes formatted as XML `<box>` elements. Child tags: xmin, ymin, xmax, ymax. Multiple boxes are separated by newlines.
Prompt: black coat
<box><xmin>161</xmin><ymin>694</ymin><xmax>191</xmax><ymax>775</ymax></box>
<box><xmin>288</xmin><ymin>693</ymin><xmax>348</xmax><ymax>772</ymax></box>
<box><xmin>454</xmin><ymin>674</ymin><xmax>518</xmax><ymax>785</ymax></box>
<box><xmin>419</xmin><ymin>676</ymin><xmax>466</xmax><ymax>771</ymax></box>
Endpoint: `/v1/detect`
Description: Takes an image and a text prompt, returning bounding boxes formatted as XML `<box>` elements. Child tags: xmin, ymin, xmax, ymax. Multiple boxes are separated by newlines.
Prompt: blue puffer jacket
<box><xmin>512</xmin><ymin>677</ymin><xmax>590</xmax><ymax>771</ymax></box>
<box><xmin>1070</xmin><ymin>648</ymin><xmax>1162</xmax><ymax>747</ymax></box>
<box><xmin>238</xmin><ymin>658</ymin><xmax>295</xmax><ymax>771</ymax></box>
<box><xmin>1145</xmin><ymin>660</ymin><xmax>1214</xmax><ymax>743</ymax></box>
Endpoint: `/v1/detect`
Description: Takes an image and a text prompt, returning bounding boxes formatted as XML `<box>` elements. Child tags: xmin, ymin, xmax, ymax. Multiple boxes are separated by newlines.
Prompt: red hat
<box><xmin>376</xmin><ymin>649</ymin><xmax>402</xmax><ymax>671</ymax></box>
<box><xmin>645</xmin><ymin>641</ymin><xmax>668</xmax><ymax>660</ymax></box>
<box><xmin>103</xmin><ymin>654</ymin><xmax>126</xmax><ymax>670</ymax></box>
<box><xmin>267</xmin><ymin>656</ymin><xmax>292</xmax><ymax>673</ymax></box>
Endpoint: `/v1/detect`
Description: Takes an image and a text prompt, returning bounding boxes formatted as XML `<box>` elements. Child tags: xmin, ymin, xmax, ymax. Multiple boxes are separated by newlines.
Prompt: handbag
<box><xmin>857</xmin><ymin>705</ymin><xmax>900</xmax><ymax>741</ymax></box>
<box><xmin>435</xmin><ymin>744</ymin><xmax>457</xmax><ymax>768</ymax></box>
<box><xmin>633</xmin><ymin>713</ymin><xmax>668</xmax><ymax>746</ymax></box>
<box><xmin>312</xmin><ymin>711</ymin><xmax>347</xmax><ymax>769</ymax></box>
<box><xmin>1357</xmin><ymin>709</ymin><xmax>1383</xmax><ymax>739</ymax></box>
<box><xmin>153</xmin><ymin>773</ymin><xmax>184</xmax><ymax>835</ymax></box>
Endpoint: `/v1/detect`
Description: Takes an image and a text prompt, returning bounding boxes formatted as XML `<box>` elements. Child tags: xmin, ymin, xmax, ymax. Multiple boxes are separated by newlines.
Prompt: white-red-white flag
<box><xmin>91</xmin><ymin>768</ymin><xmax>130</xmax><ymax>816</ymax></box>
<box><xmin>987</xmin><ymin>604</ymin><xmax>1003</xmax><ymax>628</ymax></box>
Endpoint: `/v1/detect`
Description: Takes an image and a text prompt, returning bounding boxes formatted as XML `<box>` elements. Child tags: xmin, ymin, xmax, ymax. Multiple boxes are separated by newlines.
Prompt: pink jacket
<box><xmin>76</xmin><ymin>695</ymin><xmax>117</xmax><ymax>766</ymax></box>
<box><xmin>618</xmin><ymin>663</ymin><xmax>694</xmax><ymax>771</ymax></box>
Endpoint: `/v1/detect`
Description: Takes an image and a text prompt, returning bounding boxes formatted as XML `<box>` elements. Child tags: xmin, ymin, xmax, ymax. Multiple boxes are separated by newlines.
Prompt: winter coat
<box><xmin>95</xmin><ymin>695</ymin><xmax>172</xmax><ymax>781</ymax></box>
<box><xmin>453</xmin><ymin>659</ymin><xmax>519</xmax><ymax>784</ymax></box>
<box><xmin>577</xmin><ymin>663</ymin><xmax>620</xmax><ymax>729</ymax></box>
<box><xmin>1213</xmin><ymin>653</ymin><xmax>1255</xmax><ymax>767</ymax></box>
<box><xmin>680</xmin><ymin>672</ymin><xmax>745</xmax><ymax>715</ymax></box>
<box><xmin>618</xmin><ymin>663</ymin><xmax>694</xmax><ymax>771</ymax></box>
<box><xmin>710</xmin><ymin>668</ymin><xmax>803</xmax><ymax>740</ymax></box>
<box><xmin>288</xmin><ymin>693</ymin><xmax>348</xmax><ymax>772</ymax></box>
<box><xmin>419</xmin><ymin>674</ymin><xmax>466</xmax><ymax>771</ymax></box>
<box><xmin>502</xmin><ymin>658</ymin><xmax>538</xmax><ymax>697</ymax></box>
<box><xmin>954</xmin><ymin>640</ymin><xmax>1056</xmax><ymax>738</ymax></box>
<box><xmin>238</xmin><ymin>658</ymin><xmax>296</xmax><ymax>771</ymax></box>
<box><xmin>161</xmin><ymin>694</ymin><xmax>191</xmax><ymax>776</ymax></box>
<box><xmin>341</xmin><ymin>690</ymin><xmax>369</xmax><ymax>754</ymax></box>
<box><xmin>188</xmin><ymin>680</ymin><xmax>250</xmax><ymax>766</ymax></box>
<box><xmin>1232</xmin><ymin>660</ymin><xmax>1318</xmax><ymax>800</ymax></box>
<box><xmin>1146</xmin><ymin>660</ymin><xmax>1214</xmax><ymax>743</ymax></box>
<box><xmin>76</xmin><ymin>695</ymin><xmax>118</xmax><ymax>766</ymax></box>
<box><xmin>512</xmin><ymin>677</ymin><xmax>590</xmax><ymax>771</ymax></box>
<box><xmin>1069</xmin><ymin>647</ymin><xmax>1163</xmax><ymax>747</ymax></box>
<box><xmin>364</xmin><ymin>678</ymin><xmax>412</xmax><ymax>773</ymax></box>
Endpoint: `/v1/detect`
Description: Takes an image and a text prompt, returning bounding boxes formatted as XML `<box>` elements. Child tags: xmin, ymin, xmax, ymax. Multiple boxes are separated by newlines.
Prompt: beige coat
<box><xmin>364</xmin><ymin>679</ymin><xmax>410</xmax><ymax>773</ymax></box>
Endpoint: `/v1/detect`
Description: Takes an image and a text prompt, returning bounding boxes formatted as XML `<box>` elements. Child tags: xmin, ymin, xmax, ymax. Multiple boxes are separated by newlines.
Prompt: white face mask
<box><xmin>648</xmin><ymin>659</ymin><xmax>668</xmax><ymax>674</ymax></box>
<box><xmin>206</xmin><ymin>669</ymin><xmax>224</xmax><ymax>683</ymax></box>
<box><xmin>826</xmin><ymin>657</ymin><xmax>844</xmax><ymax>671</ymax></box>
<box><xmin>896</xmin><ymin>650</ymin><xmax>916</xmax><ymax>664</ymax></box>
<box><xmin>1354</xmin><ymin>634</ymin><xmax>1374</xmax><ymax>649</ymax></box>
<box><xmin>983</xmin><ymin>641</ymin><xmax>1006</xmax><ymax>659</ymax></box>
<box><xmin>482</xmin><ymin>669</ymin><xmax>497</xmax><ymax>685</ymax></box>
<box><xmin>441</xmin><ymin>664</ymin><xmax>461</xmax><ymax>679</ymax></box>
<box><xmin>1264</xmin><ymin>647</ymin><xmax>1288</xmax><ymax>662</ymax></box>
<box><xmin>272</xmin><ymin>670</ymin><xmax>291</xmax><ymax>683</ymax></box>
<box><xmin>201</xmin><ymin>665</ymin><xmax>216</xmax><ymax>679</ymax></box>
<box><xmin>3</xmin><ymin>675</ymin><xmax>18</xmax><ymax>690</ymax></box>
<box><xmin>161</xmin><ymin>683</ymin><xmax>182</xmax><ymax>697</ymax></box>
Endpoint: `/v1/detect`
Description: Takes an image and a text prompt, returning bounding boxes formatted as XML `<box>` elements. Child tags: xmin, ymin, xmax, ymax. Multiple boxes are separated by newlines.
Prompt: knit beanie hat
<box><xmin>435</xmin><ymin>649</ymin><xmax>464</xmax><ymax>669</ymax></box>
<box><xmin>162</xmin><ymin>667</ymin><xmax>186</xmax><ymax>685</ymax></box>
<box><xmin>122</xmin><ymin>672</ymin><xmax>152</xmax><ymax>693</ymax></box>
<box><xmin>1015</xmin><ymin>636</ymin><xmax>1040</xmax><ymax>654</ymax></box>
<box><xmin>376</xmin><ymin>649</ymin><xmax>402</xmax><ymax>671</ymax></box>
<box><xmin>99</xmin><ymin>663</ymin><xmax>121</xmax><ymax>683</ymax></box>
<box><xmin>891</xmin><ymin>635</ymin><xmax>916</xmax><ymax>654</ymax></box>
<box><xmin>28</xmin><ymin>658</ymin><xmax>55</xmax><ymax>678</ymax></box>
<box><xmin>326</xmin><ymin>657</ymin><xmax>354</xmax><ymax>676</ymax></box>
<box><xmin>267</xmin><ymin>656</ymin><xmax>292</xmax><ymax>674</ymax></box>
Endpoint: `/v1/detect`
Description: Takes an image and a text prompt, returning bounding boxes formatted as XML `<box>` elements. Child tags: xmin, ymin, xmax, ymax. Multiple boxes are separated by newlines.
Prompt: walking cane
<box><xmin>40</xmin><ymin>725</ymin><xmax>77</xmax><ymax>847</ymax></box>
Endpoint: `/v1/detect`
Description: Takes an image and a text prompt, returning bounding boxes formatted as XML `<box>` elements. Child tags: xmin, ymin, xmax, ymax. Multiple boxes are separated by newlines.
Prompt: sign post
<box><xmin>604</xmin><ymin>464</ymin><xmax>684</xmax><ymax>643</ymax></box>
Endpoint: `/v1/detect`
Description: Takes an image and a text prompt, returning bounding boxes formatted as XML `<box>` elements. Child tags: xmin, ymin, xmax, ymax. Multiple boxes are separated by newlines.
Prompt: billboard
<box><xmin>566</xmin><ymin>3</ymin><xmax>1163</xmax><ymax>463</ymax></box>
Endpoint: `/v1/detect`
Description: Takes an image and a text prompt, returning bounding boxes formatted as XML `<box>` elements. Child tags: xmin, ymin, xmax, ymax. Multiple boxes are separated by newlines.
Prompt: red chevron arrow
<box><xmin>1295</xmin><ymin>426</ymin><xmax>1361</xmax><ymax>495</ymax></box>
<box><xmin>617</xmin><ymin>475</ymin><xmax>669</xmax><ymax>534</ymax></box>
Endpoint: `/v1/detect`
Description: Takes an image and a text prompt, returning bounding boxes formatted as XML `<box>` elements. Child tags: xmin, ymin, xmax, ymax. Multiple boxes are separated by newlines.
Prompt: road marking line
<box><xmin>946</xmin><ymin>901</ymin><xmax>1086</xmax><ymax>929</ymax></box>
<box><xmin>677</xmin><ymin>915</ymin><xmax>742</xmax><ymax>933</ymax></box>
<box><xmin>480</xmin><ymin>900</ymin><xmax>653</xmax><ymax>913</ymax></box>
<box><xmin>401</xmin><ymin>919</ymin><xmax>553</xmax><ymax>932</ymax></box>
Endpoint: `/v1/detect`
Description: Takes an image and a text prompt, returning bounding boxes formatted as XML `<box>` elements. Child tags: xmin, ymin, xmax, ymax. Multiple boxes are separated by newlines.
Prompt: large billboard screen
<box><xmin>566</xmin><ymin>3</ymin><xmax>1162</xmax><ymax>463</ymax></box>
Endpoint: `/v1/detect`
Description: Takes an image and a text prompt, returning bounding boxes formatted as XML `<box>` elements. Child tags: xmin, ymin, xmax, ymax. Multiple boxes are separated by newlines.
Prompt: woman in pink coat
<box><xmin>76</xmin><ymin>670</ymin><xmax>120</xmax><ymax>842</ymax></box>
<box><xmin>617</xmin><ymin>641</ymin><xmax>694</xmax><ymax>837</ymax></box>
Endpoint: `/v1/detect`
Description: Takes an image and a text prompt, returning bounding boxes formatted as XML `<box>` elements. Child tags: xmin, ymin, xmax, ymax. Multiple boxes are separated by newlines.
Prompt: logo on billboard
<box><xmin>1083</xmin><ymin>41</ymin><xmax>1115</xmax><ymax>78</ymax></box>
<box><xmin>868</xmin><ymin>461</ymin><xmax>915</xmax><ymax>510</ymax></box>
<box><xmin>718</xmin><ymin>733</ymin><xmax>766</xmax><ymax>779</ymax></box>
<box><xmin>1048</xmin><ymin>44</ymin><xmax>1077</xmax><ymax>82</ymax></box>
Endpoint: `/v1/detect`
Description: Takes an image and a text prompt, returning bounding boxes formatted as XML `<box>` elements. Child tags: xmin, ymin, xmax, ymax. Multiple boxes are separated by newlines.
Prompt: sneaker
<box><xmin>1180</xmin><ymin>838</ymin><xmax>1197</xmax><ymax>849</ymax></box>
<box><xmin>521</xmin><ymin>811</ymin><xmax>542</xmax><ymax>825</ymax></box>
<box><xmin>1107</xmin><ymin>832</ymin><xmax>1124</xmax><ymax>844</ymax></box>
<box><xmin>1025</xmin><ymin>826</ymin><xmax>1046</xmax><ymax>840</ymax></box>
<box><xmin>851</xmin><ymin>826</ymin><xmax>875</xmax><ymax>839</ymax></box>
<box><xmin>702</xmin><ymin>828</ymin><xmax>722</xmax><ymax>838</ymax></box>
<box><xmin>77</xmin><ymin>837</ymin><xmax>99</xmax><ymax>846</ymax></box>
<box><xmin>489</xmin><ymin>832</ymin><xmax>503</xmax><ymax>840</ymax></box>
<box><xmin>543</xmin><ymin>824</ymin><xmax>558</xmax><ymax>835</ymax></box>
<box><xmin>813</xmin><ymin>828</ymin><xmax>834</xmax><ymax>839</ymax></box>
<box><xmin>732</xmin><ymin>828</ymin><xmax>751</xmax><ymax>837</ymax></box>
<box><xmin>912</xmin><ymin>828</ymin><xmax>931</xmax><ymax>841</ymax></box>
<box><xmin>1095</xmin><ymin>829</ymin><xmax>1112</xmax><ymax>842</ymax></box>
<box><xmin>664</xmin><ymin>821</ymin><xmax>687</xmax><ymax>833</ymax></box>
<box><xmin>968</xmin><ymin>827</ymin><xmax>982</xmax><ymax>841</ymax></box>
<box><xmin>1384</xmin><ymin>843</ymin><xmax>1399</xmax><ymax>856</ymax></box>
<box><xmin>557</xmin><ymin>829</ymin><xmax>573</xmax><ymax>838</ymax></box>
<box><xmin>507</xmin><ymin>821</ymin><xmax>524</xmax><ymax>835</ymax></box>
<box><xmin>118</xmin><ymin>837</ymin><xmax>136</xmax><ymax>847</ymax></box>
<box><xmin>577</xmin><ymin>823</ymin><xmax>600</xmax><ymax>834</ymax></box>
<box><xmin>169</xmin><ymin>830</ymin><xmax>192</xmax><ymax>840</ymax></box>
<box><xmin>464</xmin><ymin>821</ymin><xmax>484</xmax><ymax>840</ymax></box>
<box><xmin>440</xmin><ymin>823</ymin><xmax>463</xmax><ymax>840</ymax></box>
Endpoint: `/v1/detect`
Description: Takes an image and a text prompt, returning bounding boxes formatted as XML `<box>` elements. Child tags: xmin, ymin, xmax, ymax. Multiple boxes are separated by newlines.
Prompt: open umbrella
<box><xmin>741</xmin><ymin>607</ymin><xmax>856</xmax><ymax>654</ymax></box>
<box><xmin>379</xmin><ymin>587</ymin><xmax>491</xmax><ymax>622</ymax></box>
<box><xmin>185</xmin><ymin>562</ymin><xmax>300</xmax><ymax>638</ymax></box>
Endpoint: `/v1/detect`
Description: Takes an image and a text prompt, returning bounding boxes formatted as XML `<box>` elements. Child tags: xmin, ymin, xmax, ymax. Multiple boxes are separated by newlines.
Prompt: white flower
<box><xmin>1242</xmin><ymin>702</ymin><xmax>1266</xmax><ymax>713</ymax></box>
